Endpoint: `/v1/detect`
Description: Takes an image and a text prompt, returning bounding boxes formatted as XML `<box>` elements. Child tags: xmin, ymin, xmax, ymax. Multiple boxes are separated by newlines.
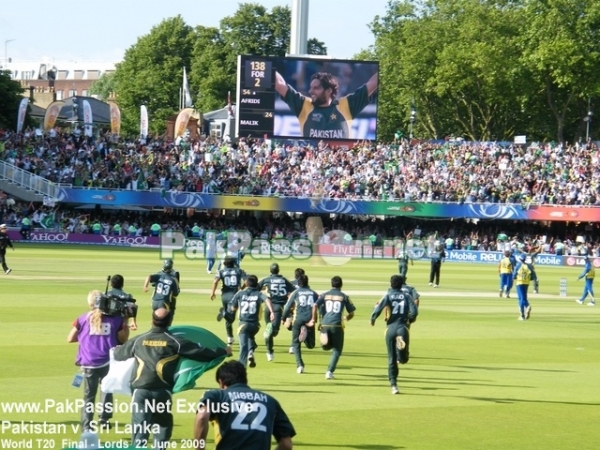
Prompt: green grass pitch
<box><xmin>1</xmin><ymin>245</ymin><xmax>599</xmax><ymax>449</ymax></box>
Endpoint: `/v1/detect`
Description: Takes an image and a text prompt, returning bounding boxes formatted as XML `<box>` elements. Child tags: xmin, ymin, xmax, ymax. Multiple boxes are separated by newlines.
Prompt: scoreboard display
<box><xmin>236</xmin><ymin>55</ymin><xmax>379</xmax><ymax>141</ymax></box>
<box><xmin>237</xmin><ymin>58</ymin><xmax>276</xmax><ymax>137</ymax></box>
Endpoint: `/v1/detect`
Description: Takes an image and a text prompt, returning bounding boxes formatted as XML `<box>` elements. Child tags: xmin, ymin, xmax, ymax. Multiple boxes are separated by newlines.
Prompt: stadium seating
<box><xmin>2</xmin><ymin>130</ymin><xmax>599</xmax><ymax>205</ymax></box>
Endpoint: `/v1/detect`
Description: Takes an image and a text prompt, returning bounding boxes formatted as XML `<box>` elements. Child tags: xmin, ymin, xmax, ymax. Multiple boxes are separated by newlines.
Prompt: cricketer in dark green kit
<box><xmin>314</xmin><ymin>276</ymin><xmax>356</xmax><ymax>379</ymax></box>
<box><xmin>371</xmin><ymin>275</ymin><xmax>418</xmax><ymax>394</ymax></box>
<box><xmin>281</xmin><ymin>274</ymin><xmax>317</xmax><ymax>373</ymax></box>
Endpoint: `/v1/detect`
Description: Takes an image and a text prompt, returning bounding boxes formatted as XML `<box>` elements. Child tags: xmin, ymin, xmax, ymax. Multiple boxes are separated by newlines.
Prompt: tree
<box><xmin>219</xmin><ymin>4</ymin><xmax>293</xmax><ymax>57</ymax></box>
<box><xmin>369</xmin><ymin>0</ymin><xmax>600</xmax><ymax>143</ymax></box>
<box><xmin>519</xmin><ymin>0</ymin><xmax>600</xmax><ymax>143</ymax></box>
<box><xmin>371</xmin><ymin>0</ymin><xmax>527</xmax><ymax>142</ymax></box>
<box><xmin>190</xmin><ymin>3</ymin><xmax>327</xmax><ymax>113</ymax></box>
<box><xmin>113</xmin><ymin>16</ymin><xmax>195</xmax><ymax>136</ymax></box>
<box><xmin>110</xmin><ymin>4</ymin><xmax>327</xmax><ymax>135</ymax></box>
<box><xmin>307</xmin><ymin>38</ymin><xmax>328</xmax><ymax>55</ymax></box>
<box><xmin>89</xmin><ymin>72</ymin><xmax>116</xmax><ymax>102</ymax></box>
<box><xmin>189</xmin><ymin>25</ymin><xmax>234</xmax><ymax>113</ymax></box>
<box><xmin>0</xmin><ymin>70</ymin><xmax>26</xmax><ymax>130</ymax></box>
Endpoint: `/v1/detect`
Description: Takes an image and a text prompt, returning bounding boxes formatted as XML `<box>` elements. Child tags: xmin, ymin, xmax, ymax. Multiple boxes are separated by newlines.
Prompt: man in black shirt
<box><xmin>211</xmin><ymin>258</ymin><xmax>245</xmax><ymax>345</ymax></box>
<box><xmin>428</xmin><ymin>244</ymin><xmax>446</xmax><ymax>287</ymax></box>
<box><xmin>257</xmin><ymin>263</ymin><xmax>295</xmax><ymax>362</ymax></box>
<box><xmin>108</xmin><ymin>274</ymin><xmax>138</xmax><ymax>330</ymax></box>
<box><xmin>114</xmin><ymin>308</ymin><xmax>231</xmax><ymax>448</ymax></box>
<box><xmin>396</xmin><ymin>242</ymin><xmax>413</xmax><ymax>277</ymax></box>
<box><xmin>143</xmin><ymin>259</ymin><xmax>180</xmax><ymax>316</ymax></box>
<box><xmin>402</xmin><ymin>277</ymin><xmax>421</xmax><ymax>309</ymax></box>
<box><xmin>314</xmin><ymin>276</ymin><xmax>356</xmax><ymax>380</ymax></box>
<box><xmin>194</xmin><ymin>360</ymin><xmax>295</xmax><ymax>450</ymax></box>
<box><xmin>371</xmin><ymin>275</ymin><xmax>418</xmax><ymax>394</ymax></box>
<box><xmin>229</xmin><ymin>275</ymin><xmax>274</xmax><ymax>369</ymax></box>
<box><xmin>282</xmin><ymin>274</ymin><xmax>317</xmax><ymax>374</ymax></box>
<box><xmin>0</xmin><ymin>224</ymin><xmax>14</xmax><ymax>274</ymax></box>
<box><xmin>286</xmin><ymin>268</ymin><xmax>306</xmax><ymax>354</ymax></box>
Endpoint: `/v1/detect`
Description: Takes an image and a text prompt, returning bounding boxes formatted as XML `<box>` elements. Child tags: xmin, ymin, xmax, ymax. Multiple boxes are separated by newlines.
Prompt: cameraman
<box><xmin>114</xmin><ymin>308</ymin><xmax>232</xmax><ymax>448</ymax></box>
<box><xmin>67</xmin><ymin>290</ymin><xmax>130</xmax><ymax>431</ymax></box>
<box><xmin>143</xmin><ymin>259</ymin><xmax>180</xmax><ymax>317</ymax></box>
<box><xmin>109</xmin><ymin>274</ymin><xmax>138</xmax><ymax>330</ymax></box>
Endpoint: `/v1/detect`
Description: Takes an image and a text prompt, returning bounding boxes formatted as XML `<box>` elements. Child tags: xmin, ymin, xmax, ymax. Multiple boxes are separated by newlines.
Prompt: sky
<box><xmin>0</xmin><ymin>0</ymin><xmax>390</xmax><ymax>64</ymax></box>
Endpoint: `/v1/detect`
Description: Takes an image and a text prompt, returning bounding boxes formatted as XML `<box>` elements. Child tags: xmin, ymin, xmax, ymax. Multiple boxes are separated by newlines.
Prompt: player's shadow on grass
<box><xmin>455</xmin><ymin>365</ymin><xmax>574</xmax><ymax>373</ymax></box>
<box><xmin>316</xmin><ymin>382</ymin><xmax>390</xmax><ymax>388</ymax></box>
<box><xmin>298</xmin><ymin>444</ymin><xmax>404</xmax><ymax>449</ymax></box>
<box><xmin>408</xmin><ymin>356</ymin><xmax>464</xmax><ymax>361</ymax></box>
<box><xmin>258</xmin><ymin>388</ymin><xmax>335</xmax><ymax>394</ymax></box>
<box><xmin>347</xmin><ymin>381</ymin><xmax>459</xmax><ymax>391</ymax></box>
<box><xmin>465</xmin><ymin>396</ymin><xmax>600</xmax><ymax>406</ymax></box>
<box><xmin>409</xmin><ymin>366</ymin><xmax>471</xmax><ymax>373</ymax></box>
<box><xmin>406</xmin><ymin>376</ymin><xmax>534</xmax><ymax>389</ymax></box>
<box><xmin>349</xmin><ymin>373</ymin><xmax>531</xmax><ymax>389</ymax></box>
<box><xmin>340</xmin><ymin>351</ymin><xmax>397</xmax><ymax>358</ymax></box>
<box><xmin>335</xmin><ymin>365</ymin><xmax>413</xmax><ymax>371</ymax></box>
<box><xmin>544</xmin><ymin>319</ymin><xmax>600</xmax><ymax>324</ymax></box>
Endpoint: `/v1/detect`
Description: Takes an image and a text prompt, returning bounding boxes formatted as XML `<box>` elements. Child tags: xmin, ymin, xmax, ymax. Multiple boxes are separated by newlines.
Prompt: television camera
<box><xmin>96</xmin><ymin>275</ymin><xmax>138</xmax><ymax>318</ymax></box>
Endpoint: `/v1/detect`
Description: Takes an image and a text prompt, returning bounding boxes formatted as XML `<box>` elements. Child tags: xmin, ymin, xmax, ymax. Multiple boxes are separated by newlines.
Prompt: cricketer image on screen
<box><xmin>236</xmin><ymin>55</ymin><xmax>379</xmax><ymax>141</ymax></box>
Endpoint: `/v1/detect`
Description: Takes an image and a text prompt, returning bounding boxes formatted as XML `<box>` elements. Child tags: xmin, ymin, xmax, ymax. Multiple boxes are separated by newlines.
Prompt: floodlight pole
<box><xmin>290</xmin><ymin>0</ymin><xmax>309</xmax><ymax>55</ymax></box>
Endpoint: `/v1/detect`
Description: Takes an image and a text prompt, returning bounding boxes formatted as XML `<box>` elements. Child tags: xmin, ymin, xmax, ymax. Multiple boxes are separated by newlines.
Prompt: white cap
<box><xmin>0</xmin><ymin>224</ymin><xmax>7</xmax><ymax>229</ymax></box>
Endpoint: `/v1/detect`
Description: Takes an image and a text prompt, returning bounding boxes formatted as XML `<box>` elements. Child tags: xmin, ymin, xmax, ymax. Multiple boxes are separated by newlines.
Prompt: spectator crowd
<box><xmin>1</xmin><ymin>128</ymin><xmax>600</xmax><ymax>255</ymax></box>
<box><xmin>1</xmin><ymin>192</ymin><xmax>599</xmax><ymax>258</ymax></box>
<box><xmin>2</xmin><ymin>128</ymin><xmax>600</xmax><ymax>205</ymax></box>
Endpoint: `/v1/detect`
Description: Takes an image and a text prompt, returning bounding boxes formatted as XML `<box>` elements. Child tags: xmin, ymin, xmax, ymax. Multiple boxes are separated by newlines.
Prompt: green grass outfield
<box><xmin>1</xmin><ymin>245</ymin><xmax>599</xmax><ymax>450</ymax></box>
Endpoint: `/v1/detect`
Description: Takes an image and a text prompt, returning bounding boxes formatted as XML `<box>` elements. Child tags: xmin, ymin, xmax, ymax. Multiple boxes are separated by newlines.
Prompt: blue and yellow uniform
<box><xmin>499</xmin><ymin>251</ymin><xmax>513</xmax><ymax>297</ymax></box>
<box><xmin>282</xmin><ymin>84</ymin><xmax>371</xmax><ymax>139</ymax></box>
<box><xmin>513</xmin><ymin>258</ymin><xmax>537</xmax><ymax>320</ymax></box>
<box><xmin>577</xmin><ymin>256</ymin><xmax>596</xmax><ymax>306</ymax></box>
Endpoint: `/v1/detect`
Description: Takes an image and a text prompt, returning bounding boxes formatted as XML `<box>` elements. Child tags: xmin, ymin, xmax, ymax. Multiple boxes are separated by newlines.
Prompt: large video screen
<box><xmin>236</xmin><ymin>55</ymin><xmax>379</xmax><ymax>141</ymax></box>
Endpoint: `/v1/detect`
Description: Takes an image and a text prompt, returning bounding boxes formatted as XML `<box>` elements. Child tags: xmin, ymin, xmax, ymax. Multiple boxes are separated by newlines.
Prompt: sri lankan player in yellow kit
<box><xmin>498</xmin><ymin>250</ymin><xmax>513</xmax><ymax>298</ymax></box>
<box><xmin>513</xmin><ymin>256</ymin><xmax>537</xmax><ymax>320</ymax></box>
